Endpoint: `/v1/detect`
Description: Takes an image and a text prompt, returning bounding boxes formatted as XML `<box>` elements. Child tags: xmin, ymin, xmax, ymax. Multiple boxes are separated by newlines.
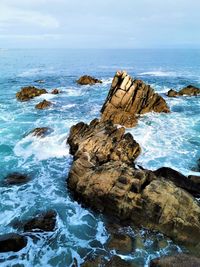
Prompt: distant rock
<box><xmin>167</xmin><ymin>85</ymin><xmax>200</xmax><ymax>97</ymax></box>
<box><xmin>150</xmin><ymin>253</ymin><xmax>200</xmax><ymax>267</ymax></box>
<box><xmin>51</xmin><ymin>89</ymin><xmax>60</xmax><ymax>94</ymax></box>
<box><xmin>16</xmin><ymin>86</ymin><xmax>47</xmax><ymax>101</ymax></box>
<box><xmin>29</xmin><ymin>127</ymin><xmax>53</xmax><ymax>138</ymax></box>
<box><xmin>0</xmin><ymin>233</ymin><xmax>27</xmax><ymax>253</ymax></box>
<box><xmin>101</xmin><ymin>71</ymin><xmax>170</xmax><ymax>127</ymax></box>
<box><xmin>3</xmin><ymin>172</ymin><xmax>30</xmax><ymax>186</ymax></box>
<box><xmin>23</xmin><ymin>210</ymin><xmax>56</xmax><ymax>232</ymax></box>
<box><xmin>35</xmin><ymin>99</ymin><xmax>52</xmax><ymax>109</ymax></box>
<box><xmin>77</xmin><ymin>75</ymin><xmax>102</xmax><ymax>85</ymax></box>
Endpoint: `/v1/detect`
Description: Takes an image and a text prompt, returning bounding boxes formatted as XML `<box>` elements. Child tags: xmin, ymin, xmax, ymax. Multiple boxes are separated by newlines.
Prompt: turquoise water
<box><xmin>0</xmin><ymin>49</ymin><xmax>200</xmax><ymax>266</ymax></box>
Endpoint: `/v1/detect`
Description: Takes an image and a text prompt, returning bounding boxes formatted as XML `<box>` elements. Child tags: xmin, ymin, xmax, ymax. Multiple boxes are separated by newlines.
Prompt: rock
<box><xmin>77</xmin><ymin>75</ymin><xmax>102</xmax><ymax>85</ymax></box>
<box><xmin>16</xmin><ymin>86</ymin><xmax>47</xmax><ymax>101</ymax></box>
<box><xmin>107</xmin><ymin>233</ymin><xmax>133</xmax><ymax>254</ymax></box>
<box><xmin>0</xmin><ymin>233</ymin><xmax>27</xmax><ymax>253</ymax></box>
<box><xmin>188</xmin><ymin>175</ymin><xmax>200</xmax><ymax>186</ymax></box>
<box><xmin>23</xmin><ymin>210</ymin><xmax>56</xmax><ymax>232</ymax></box>
<box><xmin>67</xmin><ymin>119</ymin><xmax>200</xmax><ymax>251</ymax></box>
<box><xmin>3</xmin><ymin>172</ymin><xmax>30</xmax><ymax>186</ymax></box>
<box><xmin>150</xmin><ymin>254</ymin><xmax>200</xmax><ymax>267</ymax></box>
<box><xmin>81</xmin><ymin>256</ymin><xmax>104</xmax><ymax>267</ymax></box>
<box><xmin>35</xmin><ymin>99</ymin><xmax>52</xmax><ymax>109</ymax></box>
<box><xmin>167</xmin><ymin>85</ymin><xmax>200</xmax><ymax>97</ymax></box>
<box><xmin>167</xmin><ymin>89</ymin><xmax>178</xmax><ymax>97</ymax></box>
<box><xmin>29</xmin><ymin>127</ymin><xmax>53</xmax><ymax>138</ymax></box>
<box><xmin>101</xmin><ymin>71</ymin><xmax>170</xmax><ymax>127</ymax></box>
<box><xmin>154</xmin><ymin>167</ymin><xmax>200</xmax><ymax>197</ymax></box>
<box><xmin>105</xmin><ymin>256</ymin><xmax>132</xmax><ymax>267</ymax></box>
<box><xmin>51</xmin><ymin>89</ymin><xmax>60</xmax><ymax>94</ymax></box>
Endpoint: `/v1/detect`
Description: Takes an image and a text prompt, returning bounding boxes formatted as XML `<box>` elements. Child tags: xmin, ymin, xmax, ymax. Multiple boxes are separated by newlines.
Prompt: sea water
<box><xmin>0</xmin><ymin>49</ymin><xmax>199</xmax><ymax>266</ymax></box>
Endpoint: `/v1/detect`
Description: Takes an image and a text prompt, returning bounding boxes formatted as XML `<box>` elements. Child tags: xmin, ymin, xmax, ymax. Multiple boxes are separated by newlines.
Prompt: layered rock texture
<box><xmin>167</xmin><ymin>85</ymin><xmax>200</xmax><ymax>97</ymax></box>
<box><xmin>101</xmin><ymin>71</ymin><xmax>170</xmax><ymax>127</ymax></box>
<box><xmin>16</xmin><ymin>86</ymin><xmax>47</xmax><ymax>101</ymax></box>
<box><xmin>150</xmin><ymin>254</ymin><xmax>200</xmax><ymax>267</ymax></box>
<box><xmin>77</xmin><ymin>75</ymin><xmax>102</xmax><ymax>85</ymax></box>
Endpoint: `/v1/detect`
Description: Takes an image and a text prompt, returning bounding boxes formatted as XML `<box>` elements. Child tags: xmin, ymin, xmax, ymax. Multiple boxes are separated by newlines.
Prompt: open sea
<box><xmin>0</xmin><ymin>49</ymin><xmax>200</xmax><ymax>266</ymax></box>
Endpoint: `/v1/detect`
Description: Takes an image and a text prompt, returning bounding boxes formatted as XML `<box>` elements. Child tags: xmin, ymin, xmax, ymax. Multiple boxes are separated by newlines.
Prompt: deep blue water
<box><xmin>0</xmin><ymin>49</ymin><xmax>200</xmax><ymax>266</ymax></box>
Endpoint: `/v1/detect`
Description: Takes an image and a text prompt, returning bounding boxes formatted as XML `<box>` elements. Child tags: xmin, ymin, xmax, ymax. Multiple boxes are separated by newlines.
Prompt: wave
<box><xmin>18</xmin><ymin>68</ymin><xmax>55</xmax><ymax>78</ymax></box>
<box><xmin>139</xmin><ymin>71</ymin><xmax>176</xmax><ymax>77</ymax></box>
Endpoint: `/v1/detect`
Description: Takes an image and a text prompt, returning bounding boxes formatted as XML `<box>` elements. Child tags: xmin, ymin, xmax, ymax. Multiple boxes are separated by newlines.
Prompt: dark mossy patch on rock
<box><xmin>0</xmin><ymin>233</ymin><xmax>27</xmax><ymax>253</ymax></box>
<box><xmin>16</xmin><ymin>86</ymin><xmax>47</xmax><ymax>101</ymax></box>
<box><xmin>77</xmin><ymin>75</ymin><xmax>102</xmax><ymax>85</ymax></box>
<box><xmin>35</xmin><ymin>99</ymin><xmax>52</xmax><ymax>109</ymax></box>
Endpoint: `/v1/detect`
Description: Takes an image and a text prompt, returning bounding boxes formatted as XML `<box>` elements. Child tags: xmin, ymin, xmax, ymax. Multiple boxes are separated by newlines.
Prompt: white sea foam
<box><xmin>18</xmin><ymin>67</ymin><xmax>55</xmax><ymax>78</ymax></box>
<box><xmin>139</xmin><ymin>71</ymin><xmax>176</xmax><ymax>77</ymax></box>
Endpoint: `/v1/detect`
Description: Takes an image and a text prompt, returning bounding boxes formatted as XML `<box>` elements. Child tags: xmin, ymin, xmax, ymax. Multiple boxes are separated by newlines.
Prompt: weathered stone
<box><xmin>0</xmin><ymin>233</ymin><xmax>27</xmax><ymax>253</ymax></box>
<box><xmin>23</xmin><ymin>210</ymin><xmax>56</xmax><ymax>232</ymax></box>
<box><xmin>81</xmin><ymin>256</ymin><xmax>132</xmax><ymax>267</ymax></box>
<box><xmin>51</xmin><ymin>89</ymin><xmax>60</xmax><ymax>94</ymax></box>
<box><xmin>101</xmin><ymin>71</ymin><xmax>170</xmax><ymax>127</ymax></box>
<box><xmin>29</xmin><ymin>127</ymin><xmax>53</xmax><ymax>138</ymax></box>
<box><xmin>150</xmin><ymin>254</ymin><xmax>200</xmax><ymax>267</ymax></box>
<box><xmin>35</xmin><ymin>99</ymin><xmax>52</xmax><ymax>109</ymax></box>
<box><xmin>106</xmin><ymin>256</ymin><xmax>132</xmax><ymax>267</ymax></box>
<box><xmin>77</xmin><ymin>75</ymin><xmax>102</xmax><ymax>85</ymax></box>
<box><xmin>167</xmin><ymin>85</ymin><xmax>200</xmax><ymax>97</ymax></box>
<box><xmin>3</xmin><ymin>172</ymin><xmax>30</xmax><ymax>186</ymax></box>
<box><xmin>107</xmin><ymin>233</ymin><xmax>133</xmax><ymax>254</ymax></box>
<box><xmin>16</xmin><ymin>86</ymin><xmax>47</xmax><ymax>101</ymax></box>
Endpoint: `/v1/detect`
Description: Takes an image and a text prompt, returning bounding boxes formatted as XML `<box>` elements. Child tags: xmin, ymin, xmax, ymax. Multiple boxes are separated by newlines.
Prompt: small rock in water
<box><xmin>16</xmin><ymin>86</ymin><xmax>47</xmax><ymax>101</ymax></box>
<box><xmin>3</xmin><ymin>172</ymin><xmax>30</xmax><ymax>186</ymax></box>
<box><xmin>35</xmin><ymin>99</ymin><xmax>52</xmax><ymax>109</ymax></box>
<box><xmin>29</xmin><ymin>127</ymin><xmax>53</xmax><ymax>138</ymax></box>
<box><xmin>77</xmin><ymin>75</ymin><xmax>102</xmax><ymax>85</ymax></box>
<box><xmin>51</xmin><ymin>89</ymin><xmax>60</xmax><ymax>94</ymax></box>
<box><xmin>167</xmin><ymin>85</ymin><xmax>200</xmax><ymax>97</ymax></box>
<box><xmin>23</xmin><ymin>210</ymin><xmax>57</xmax><ymax>232</ymax></box>
<box><xmin>150</xmin><ymin>253</ymin><xmax>200</xmax><ymax>267</ymax></box>
<box><xmin>0</xmin><ymin>233</ymin><xmax>27</xmax><ymax>253</ymax></box>
<box><xmin>167</xmin><ymin>89</ymin><xmax>178</xmax><ymax>97</ymax></box>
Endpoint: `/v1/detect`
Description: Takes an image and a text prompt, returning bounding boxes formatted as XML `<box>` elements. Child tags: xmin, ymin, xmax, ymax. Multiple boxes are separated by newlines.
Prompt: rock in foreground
<box><xmin>77</xmin><ymin>75</ymin><xmax>102</xmax><ymax>85</ymax></box>
<box><xmin>0</xmin><ymin>233</ymin><xmax>27</xmax><ymax>253</ymax></box>
<box><xmin>167</xmin><ymin>85</ymin><xmax>200</xmax><ymax>97</ymax></box>
<box><xmin>35</xmin><ymin>99</ymin><xmax>52</xmax><ymax>109</ymax></box>
<box><xmin>67</xmin><ymin>119</ymin><xmax>200</xmax><ymax>251</ymax></box>
<box><xmin>150</xmin><ymin>253</ymin><xmax>200</xmax><ymax>267</ymax></box>
<box><xmin>101</xmin><ymin>71</ymin><xmax>170</xmax><ymax>127</ymax></box>
<box><xmin>16</xmin><ymin>86</ymin><xmax>47</xmax><ymax>101</ymax></box>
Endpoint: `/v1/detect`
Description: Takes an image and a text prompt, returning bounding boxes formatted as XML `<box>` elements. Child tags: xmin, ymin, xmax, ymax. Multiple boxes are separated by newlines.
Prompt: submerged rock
<box><xmin>3</xmin><ymin>172</ymin><xmax>30</xmax><ymax>186</ymax></box>
<box><xmin>101</xmin><ymin>71</ymin><xmax>170</xmax><ymax>127</ymax></box>
<box><xmin>51</xmin><ymin>89</ymin><xmax>60</xmax><ymax>94</ymax></box>
<box><xmin>16</xmin><ymin>86</ymin><xmax>47</xmax><ymax>101</ymax></box>
<box><xmin>29</xmin><ymin>127</ymin><xmax>53</xmax><ymax>138</ymax></box>
<box><xmin>150</xmin><ymin>253</ymin><xmax>200</xmax><ymax>267</ymax></box>
<box><xmin>35</xmin><ymin>99</ymin><xmax>52</xmax><ymax>109</ymax></box>
<box><xmin>77</xmin><ymin>75</ymin><xmax>102</xmax><ymax>85</ymax></box>
<box><xmin>23</xmin><ymin>210</ymin><xmax>56</xmax><ymax>232</ymax></box>
<box><xmin>167</xmin><ymin>85</ymin><xmax>200</xmax><ymax>97</ymax></box>
<box><xmin>0</xmin><ymin>233</ymin><xmax>27</xmax><ymax>253</ymax></box>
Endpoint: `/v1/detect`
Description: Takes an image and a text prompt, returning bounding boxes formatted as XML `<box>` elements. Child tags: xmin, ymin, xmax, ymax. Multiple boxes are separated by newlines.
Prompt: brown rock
<box><xmin>81</xmin><ymin>256</ymin><xmax>132</xmax><ymax>267</ymax></box>
<box><xmin>107</xmin><ymin>233</ymin><xmax>133</xmax><ymax>254</ymax></box>
<box><xmin>77</xmin><ymin>75</ymin><xmax>102</xmax><ymax>85</ymax></box>
<box><xmin>35</xmin><ymin>99</ymin><xmax>52</xmax><ymax>109</ymax></box>
<box><xmin>150</xmin><ymin>253</ymin><xmax>200</xmax><ymax>267</ymax></box>
<box><xmin>101</xmin><ymin>71</ymin><xmax>170</xmax><ymax>127</ymax></box>
<box><xmin>29</xmin><ymin>127</ymin><xmax>53</xmax><ymax>138</ymax></box>
<box><xmin>105</xmin><ymin>256</ymin><xmax>132</xmax><ymax>267</ymax></box>
<box><xmin>167</xmin><ymin>89</ymin><xmax>178</xmax><ymax>97</ymax></box>
<box><xmin>16</xmin><ymin>86</ymin><xmax>47</xmax><ymax>101</ymax></box>
<box><xmin>3</xmin><ymin>172</ymin><xmax>30</xmax><ymax>186</ymax></box>
<box><xmin>23</xmin><ymin>210</ymin><xmax>56</xmax><ymax>232</ymax></box>
<box><xmin>0</xmin><ymin>233</ymin><xmax>27</xmax><ymax>252</ymax></box>
<box><xmin>51</xmin><ymin>89</ymin><xmax>60</xmax><ymax>94</ymax></box>
<box><xmin>167</xmin><ymin>85</ymin><xmax>200</xmax><ymax>97</ymax></box>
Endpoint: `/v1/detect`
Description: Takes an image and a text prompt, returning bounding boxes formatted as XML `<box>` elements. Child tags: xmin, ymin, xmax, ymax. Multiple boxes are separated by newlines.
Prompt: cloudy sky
<box><xmin>0</xmin><ymin>0</ymin><xmax>199</xmax><ymax>48</ymax></box>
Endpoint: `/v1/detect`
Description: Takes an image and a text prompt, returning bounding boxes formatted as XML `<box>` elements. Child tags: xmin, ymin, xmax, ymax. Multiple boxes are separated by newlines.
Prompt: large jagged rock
<box><xmin>101</xmin><ymin>71</ymin><xmax>170</xmax><ymax>127</ymax></box>
<box><xmin>150</xmin><ymin>254</ymin><xmax>200</xmax><ymax>267</ymax></box>
<box><xmin>16</xmin><ymin>86</ymin><xmax>47</xmax><ymax>101</ymax></box>
<box><xmin>67</xmin><ymin>119</ymin><xmax>200</xmax><ymax>252</ymax></box>
<box><xmin>77</xmin><ymin>75</ymin><xmax>102</xmax><ymax>85</ymax></box>
<box><xmin>167</xmin><ymin>85</ymin><xmax>200</xmax><ymax>97</ymax></box>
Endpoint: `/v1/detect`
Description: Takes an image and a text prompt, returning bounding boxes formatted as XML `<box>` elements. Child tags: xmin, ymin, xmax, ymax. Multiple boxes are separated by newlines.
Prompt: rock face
<box><xmin>23</xmin><ymin>210</ymin><xmax>56</xmax><ymax>232</ymax></box>
<box><xmin>101</xmin><ymin>71</ymin><xmax>170</xmax><ymax>127</ymax></box>
<box><xmin>77</xmin><ymin>75</ymin><xmax>102</xmax><ymax>85</ymax></box>
<box><xmin>167</xmin><ymin>85</ymin><xmax>200</xmax><ymax>97</ymax></box>
<box><xmin>67</xmin><ymin>119</ymin><xmax>200</xmax><ymax>251</ymax></box>
<box><xmin>150</xmin><ymin>254</ymin><xmax>200</xmax><ymax>267</ymax></box>
<box><xmin>0</xmin><ymin>233</ymin><xmax>27</xmax><ymax>252</ymax></box>
<box><xmin>3</xmin><ymin>172</ymin><xmax>30</xmax><ymax>186</ymax></box>
<box><xmin>16</xmin><ymin>86</ymin><xmax>47</xmax><ymax>101</ymax></box>
<box><xmin>35</xmin><ymin>99</ymin><xmax>52</xmax><ymax>109</ymax></box>
<box><xmin>29</xmin><ymin>127</ymin><xmax>53</xmax><ymax>138</ymax></box>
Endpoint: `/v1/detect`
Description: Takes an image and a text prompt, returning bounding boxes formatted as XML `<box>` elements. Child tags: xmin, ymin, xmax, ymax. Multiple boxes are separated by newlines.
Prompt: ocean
<box><xmin>0</xmin><ymin>48</ymin><xmax>200</xmax><ymax>266</ymax></box>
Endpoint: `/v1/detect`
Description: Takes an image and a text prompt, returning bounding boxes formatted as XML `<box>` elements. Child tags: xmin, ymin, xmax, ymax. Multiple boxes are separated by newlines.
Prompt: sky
<box><xmin>0</xmin><ymin>0</ymin><xmax>199</xmax><ymax>49</ymax></box>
